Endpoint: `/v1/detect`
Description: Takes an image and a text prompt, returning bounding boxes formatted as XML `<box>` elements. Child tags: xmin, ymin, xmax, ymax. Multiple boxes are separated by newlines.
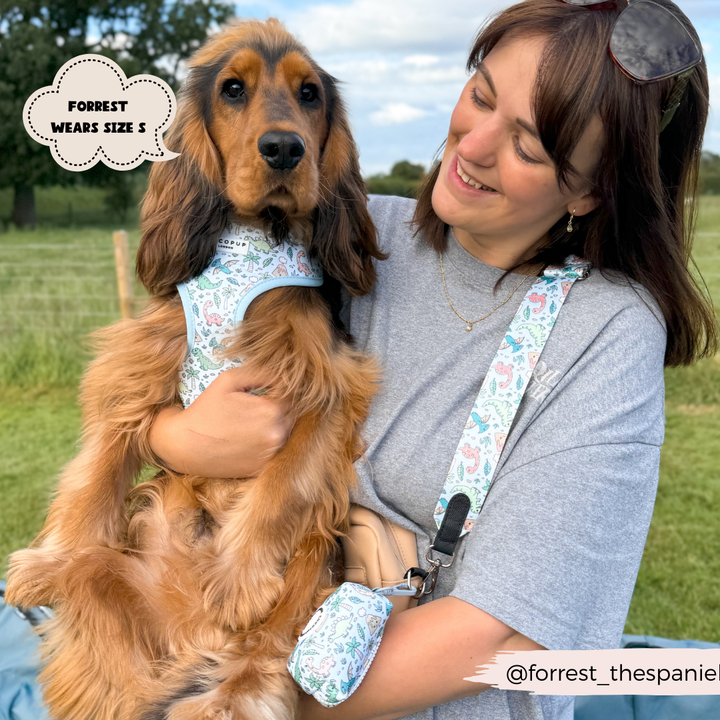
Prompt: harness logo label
<box><xmin>217</xmin><ymin>236</ymin><xmax>250</xmax><ymax>255</ymax></box>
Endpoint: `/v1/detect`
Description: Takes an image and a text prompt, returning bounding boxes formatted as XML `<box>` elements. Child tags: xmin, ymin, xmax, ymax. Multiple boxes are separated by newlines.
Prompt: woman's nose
<box><xmin>457</xmin><ymin>117</ymin><xmax>502</xmax><ymax>168</ymax></box>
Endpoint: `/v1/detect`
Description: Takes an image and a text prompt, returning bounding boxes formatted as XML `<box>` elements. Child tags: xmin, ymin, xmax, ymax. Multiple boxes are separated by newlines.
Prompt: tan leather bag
<box><xmin>341</xmin><ymin>504</ymin><xmax>421</xmax><ymax>612</ymax></box>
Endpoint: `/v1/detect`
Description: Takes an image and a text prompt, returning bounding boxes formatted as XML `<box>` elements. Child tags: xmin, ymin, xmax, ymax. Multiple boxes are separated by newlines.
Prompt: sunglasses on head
<box><xmin>559</xmin><ymin>0</ymin><xmax>703</xmax><ymax>130</ymax></box>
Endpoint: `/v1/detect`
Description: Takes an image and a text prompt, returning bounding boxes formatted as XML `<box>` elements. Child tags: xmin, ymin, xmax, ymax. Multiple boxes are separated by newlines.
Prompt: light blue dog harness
<box><xmin>176</xmin><ymin>221</ymin><xmax>323</xmax><ymax>408</ymax></box>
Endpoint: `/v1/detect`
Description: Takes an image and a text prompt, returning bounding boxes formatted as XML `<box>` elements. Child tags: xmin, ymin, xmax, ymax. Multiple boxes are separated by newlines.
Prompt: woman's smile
<box><xmin>450</xmin><ymin>155</ymin><xmax>501</xmax><ymax>195</ymax></box>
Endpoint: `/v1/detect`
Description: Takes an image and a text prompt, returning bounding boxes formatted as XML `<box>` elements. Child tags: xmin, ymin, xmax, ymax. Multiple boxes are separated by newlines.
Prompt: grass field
<box><xmin>1</xmin><ymin>198</ymin><xmax>719</xmax><ymax>642</ymax></box>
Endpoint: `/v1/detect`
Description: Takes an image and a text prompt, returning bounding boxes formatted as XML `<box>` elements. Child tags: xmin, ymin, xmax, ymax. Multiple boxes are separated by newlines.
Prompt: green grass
<box><xmin>622</xmin><ymin>197</ymin><xmax>720</xmax><ymax>640</ymax></box>
<box><xmin>693</xmin><ymin>195</ymin><xmax>720</xmax><ymax>306</ymax></box>
<box><xmin>625</xmin><ymin>397</ymin><xmax>720</xmax><ymax>640</ymax></box>
<box><xmin>0</xmin><ymin>388</ymin><xmax>82</xmax><ymax>573</ymax></box>
<box><xmin>1</xmin><ymin>196</ymin><xmax>719</xmax><ymax>644</ymax></box>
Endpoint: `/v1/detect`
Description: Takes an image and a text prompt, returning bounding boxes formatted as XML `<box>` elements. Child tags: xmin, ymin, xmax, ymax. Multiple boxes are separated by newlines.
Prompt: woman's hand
<box><xmin>148</xmin><ymin>366</ymin><xmax>294</xmax><ymax>478</ymax></box>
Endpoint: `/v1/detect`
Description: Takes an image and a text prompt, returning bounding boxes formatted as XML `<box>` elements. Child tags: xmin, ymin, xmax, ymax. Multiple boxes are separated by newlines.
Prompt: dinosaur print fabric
<box><xmin>434</xmin><ymin>256</ymin><xmax>591</xmax><ymax>536</ymax></box>
<box><xmin>176</xmin><ymin>222</ymin><xmax>323</xmax><ymax>408</ymax></box>
<box><xmin>288</xmin><ymin>583</ymin><xmax>393</xmax><ymax>707</ymax></box>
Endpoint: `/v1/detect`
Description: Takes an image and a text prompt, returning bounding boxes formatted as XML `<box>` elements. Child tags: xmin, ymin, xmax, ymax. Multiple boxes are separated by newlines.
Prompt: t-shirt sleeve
<box><xmin>449</xmin><ymin>299</ymin><xmax>667</xmax><ymax>652</ymax></box>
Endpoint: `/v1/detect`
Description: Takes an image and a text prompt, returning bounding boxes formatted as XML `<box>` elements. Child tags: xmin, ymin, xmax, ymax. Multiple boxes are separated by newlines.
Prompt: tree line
<box><xmin>700</xmin><ymin>152</ymin><xmax>720</xmax><ymax>195</ymax></box>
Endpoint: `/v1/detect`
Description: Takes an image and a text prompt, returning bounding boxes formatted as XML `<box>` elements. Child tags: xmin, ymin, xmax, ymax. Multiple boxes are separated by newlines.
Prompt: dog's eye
<box><xmin>300</xmin><ymin>84</ymin><xmax>318</xmax><ymax>104</ymax></box>
<box><xmin>222</xmin><ymin>80</ymin><xmax>245</xmax><ymax>99</ymax></box>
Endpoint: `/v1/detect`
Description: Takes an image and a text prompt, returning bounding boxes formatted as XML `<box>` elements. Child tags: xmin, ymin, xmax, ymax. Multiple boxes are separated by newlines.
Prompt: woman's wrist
<box><xmin>148</xmin><ymin>404</ymin><xmax>188</xmax><ymax>473</ymax></box>
<box><xmin>145</xmin><ymin>372</ymin><xmax>294</xmax><ymax>479</ymax></box>
<box><xmin>296</xmin><ymin>597</ymin><xmax>539</xmax><ymax>720</ymax></box>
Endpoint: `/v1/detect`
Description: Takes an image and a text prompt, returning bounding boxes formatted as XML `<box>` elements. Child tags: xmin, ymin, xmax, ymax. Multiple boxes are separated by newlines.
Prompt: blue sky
<box><xmin>219</xmin><ymin>0</ymin><xmax>720</xmax><ymax>175</ymax></box>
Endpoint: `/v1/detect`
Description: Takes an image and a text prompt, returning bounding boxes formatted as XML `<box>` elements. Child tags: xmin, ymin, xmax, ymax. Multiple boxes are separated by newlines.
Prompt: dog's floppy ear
<box><xmin>312</xmin><ymin>71</ymin><xmax>387</xmax><ymax>296</ymax></box>
<box><xmin>136</xmin><ymin>70</ymin><xmax>231</xmax><ymax>297</ymax></box>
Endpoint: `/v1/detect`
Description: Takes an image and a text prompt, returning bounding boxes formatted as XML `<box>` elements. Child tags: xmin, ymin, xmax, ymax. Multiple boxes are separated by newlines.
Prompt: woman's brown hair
<box><xmin>414</xmin><ymin>0</ymin><xmax>718</xmax><ymax>367</ymax></box>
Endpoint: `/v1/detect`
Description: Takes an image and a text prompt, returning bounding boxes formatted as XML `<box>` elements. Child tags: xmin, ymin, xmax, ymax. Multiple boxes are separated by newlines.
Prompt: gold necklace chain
<box><xmin>439</xmin><ymin>252</ymin><xmax>532</xmax><ymax>332</ymax></box>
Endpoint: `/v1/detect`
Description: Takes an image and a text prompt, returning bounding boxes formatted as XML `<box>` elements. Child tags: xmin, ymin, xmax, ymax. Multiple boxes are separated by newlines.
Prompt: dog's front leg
<box><xmin>200</xmin><ymin>406</ymin><xmax>344</xmax><ymax>632</ymax></box>
<box><xmin>5</xmin><ymin>299</ymin><xmax>187</xmax><ymax>608</ymax></box>
<box><xmin>164</xmin><ymin>519</ymin><xmax>339</xmax><ymax>720</ymax></box>
<box><xmin>198</xmin><ymin>286</ymin><xmax>379</xmax><ymax>633</ymax></box>
<box><xmin>5</xmin><ymin>427</ymin><xmax>144</xmax><ymax>608</ymax></box>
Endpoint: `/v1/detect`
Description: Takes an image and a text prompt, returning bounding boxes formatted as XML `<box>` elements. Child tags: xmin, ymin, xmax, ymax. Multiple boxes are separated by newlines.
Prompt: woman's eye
<box><xmin>301</xmin><ymin>84</ymin><xmax>318</xmax><ymax>103</ymax></box>
<box><xmin>514</xmin><ymin>138</ymin><xmax>540</xmax><ymax>165</ymax></box>
<box><xmin>470</xmin><ymin>89</ymin><xmax>488</xmax><ymax>109</ymax></box>
<box><xmin>469</xmin><ymin>87</ymin><xmax>541</xmax><ymax>165</ymax></box>
<box><xmin>222</xmin><ymin>80</ymin><xmax>245</xmax><ymax>99</ymax></box>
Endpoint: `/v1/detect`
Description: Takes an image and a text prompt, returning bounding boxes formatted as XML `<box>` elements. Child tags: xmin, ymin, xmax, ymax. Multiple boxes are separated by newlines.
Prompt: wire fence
<box><xmin>1</xmin><ymin>215</ymin><xmax>719</xmax><ymax>388</ymax></box>
<box><xmin>0</xmin><ymin>227</ymin><xmax>147</xmax><ymax>387</ymax></box>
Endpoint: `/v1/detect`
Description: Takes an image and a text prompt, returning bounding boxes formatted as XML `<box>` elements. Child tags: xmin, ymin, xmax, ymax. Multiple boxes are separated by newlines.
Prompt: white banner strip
<box><xmin>466</xmin><ymin>649</ymin><xmax>720</xmax><ymax>695</ymax></box>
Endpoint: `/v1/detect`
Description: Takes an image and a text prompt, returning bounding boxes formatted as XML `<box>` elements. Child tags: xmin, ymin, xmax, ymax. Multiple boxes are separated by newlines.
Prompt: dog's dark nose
<box><xmin>258</xmin><ymin>131</ymin><xmax>306</xmax><ymax>170</ymax></box>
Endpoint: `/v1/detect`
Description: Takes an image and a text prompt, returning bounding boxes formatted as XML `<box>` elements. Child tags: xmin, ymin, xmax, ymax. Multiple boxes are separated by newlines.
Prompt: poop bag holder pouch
<box><xmin>287</xmin><ymin>583</ymin><xmax>396</xmax><ymax>707</ymax></box>
<box><xmin>288</xmin><ymin>495</ymin><xmax>470</xmax><ymax>707</ymax></box>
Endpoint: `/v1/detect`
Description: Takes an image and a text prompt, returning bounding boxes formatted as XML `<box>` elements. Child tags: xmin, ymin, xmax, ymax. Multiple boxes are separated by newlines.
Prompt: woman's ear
<box><xmin>136</xmin><ymin>93</ymin><xmax>230</xmax><ymax>297</ymax></box>
<box><xmin>311</xmin><ymin>71</ymin><xmax>387</xmax><ymax>296</ymax></box>
<box><xmin>569</xmin><ymin>192</ymin><xmax>600</xmax><ymax>218</ymax></box>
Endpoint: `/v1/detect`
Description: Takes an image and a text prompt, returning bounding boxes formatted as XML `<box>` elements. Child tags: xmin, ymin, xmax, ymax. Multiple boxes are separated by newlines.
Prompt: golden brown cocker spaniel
<box><xmin>5</xmin><ymin>18</ymin><xmax>385</xmax><ymax>720</ymax></box>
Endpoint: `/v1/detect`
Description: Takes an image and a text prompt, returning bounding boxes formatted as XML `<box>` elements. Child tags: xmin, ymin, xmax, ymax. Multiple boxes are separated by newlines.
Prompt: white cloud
<box><xmin>284</xmin><ymin>0</ymin><xmax>509</xmax><ymax>54</ymax></box>
<box><xmin>710</xmin><ymin>73</ymin><xmax>720</xmax><ymax>101</ymax></box>
<box><xmin>403</xmin><ymin>55</ymin><xmax>441</xmax><ymax>68</ymax></box>
<box><xmin>322</xmin><ymin>57</ymin><xmax>392</xmax><ymax>82</ymax></box>
<box><xmin>370</xmin><ymin>102</ymin><xmax>429</xmax><ymax>125</ymax></box>
<box><xmin>273</xmin><ymin>0</ymin><xmax>511</xmax><ymax>171</ymax></box>
<box><xmin>707</xmin><ymin>75</ymin><xmax>720</xmax><ymax>156</ymax></box>
<box><xmin>404</xmin><ymin>65</ymin><xmax>467</xmax><ymax>84</ymax></box>
<box><xmin>320</xmin><ymin>50</ymin><xmax>464</xmax><ymax>169</ymax></box>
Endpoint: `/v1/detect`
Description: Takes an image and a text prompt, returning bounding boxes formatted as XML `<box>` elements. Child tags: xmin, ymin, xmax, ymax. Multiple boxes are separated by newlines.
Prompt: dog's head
<box><xmin>137</xmin><ymin>19</ymin><xmax>384</xmax><ymax>298</ymax></box>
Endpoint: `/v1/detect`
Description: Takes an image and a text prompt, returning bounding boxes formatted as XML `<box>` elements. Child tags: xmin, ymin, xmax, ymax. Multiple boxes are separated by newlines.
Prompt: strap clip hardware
<box><xmin>425</xmin><ymin>545</ymin><xmax>455</xmax><ymax>569</ymax></box>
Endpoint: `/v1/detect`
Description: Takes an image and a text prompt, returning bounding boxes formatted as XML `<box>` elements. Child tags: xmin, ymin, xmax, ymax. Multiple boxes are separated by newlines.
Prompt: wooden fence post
<box><xmin>112</xmin><ymin>230</ymin><xmax>133</xmax><ymax>319</ymax></box>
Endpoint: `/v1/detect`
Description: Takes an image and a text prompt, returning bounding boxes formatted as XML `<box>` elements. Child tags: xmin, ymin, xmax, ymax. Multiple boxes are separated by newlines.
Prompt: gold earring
<box><xmin>566</xmin><ymin>209</ymin><xmax>576</xmax><ymax>233</ymax></box>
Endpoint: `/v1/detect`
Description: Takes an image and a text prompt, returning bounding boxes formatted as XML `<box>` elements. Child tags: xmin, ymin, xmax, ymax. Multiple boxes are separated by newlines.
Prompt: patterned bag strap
<box><xmin>432</xmin><ymin>255</ymin><xmax>591</xmax><ymax>538</ymax></box>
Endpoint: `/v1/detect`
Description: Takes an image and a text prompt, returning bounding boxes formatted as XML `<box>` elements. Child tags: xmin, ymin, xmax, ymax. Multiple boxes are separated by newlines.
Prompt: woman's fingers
<box><xmin>148</xmin><ymin>367</ymin><xmax>294</xmax><ymax>479</ymax></box>
<box><xmin>214</xmin><ymin>364</ymin><xmax>276</xmax><ymax>395</ymax></box>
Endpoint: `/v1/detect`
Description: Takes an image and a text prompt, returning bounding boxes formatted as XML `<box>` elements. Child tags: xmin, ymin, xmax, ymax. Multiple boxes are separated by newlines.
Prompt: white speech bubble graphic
<box><xmin>23</xmin><ymin>54</ymin><xmax>179</xmax><ymax>172</ymax></box>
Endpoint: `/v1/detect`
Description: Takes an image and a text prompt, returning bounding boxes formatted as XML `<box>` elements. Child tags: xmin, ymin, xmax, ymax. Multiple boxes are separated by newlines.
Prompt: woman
<box><xmin>149</xmin><ymin>1</ymin><xmax>717</xmax><ymax>718</ymax></box>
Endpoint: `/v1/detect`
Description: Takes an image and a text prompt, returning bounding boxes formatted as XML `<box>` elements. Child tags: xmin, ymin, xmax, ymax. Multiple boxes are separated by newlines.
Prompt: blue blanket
<box><xmin>0</xmin><ymin>582</ymin><xmax>51</xmax><ymax>720</ymax></box>
<box><xmin>1</xmin><ymin>583</ymin><xmax>718</xmax><ymax>720</ymax></box>
<box><xmin>574</xmin><ymin>635</ymin><xmax>720</xmax><ymax>720</ymax></box>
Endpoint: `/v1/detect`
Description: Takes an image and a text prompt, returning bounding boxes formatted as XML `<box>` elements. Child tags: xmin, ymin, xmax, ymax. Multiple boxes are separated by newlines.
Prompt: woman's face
<box><xmin>432</xmin><ymin>33</ymin><xmax>603</xmax><ymax>265</ymax></box>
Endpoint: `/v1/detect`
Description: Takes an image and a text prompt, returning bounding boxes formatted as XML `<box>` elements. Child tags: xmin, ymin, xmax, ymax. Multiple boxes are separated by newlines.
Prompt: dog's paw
<box><xmin>4</xmin><ymin>547</ymin><xmax>68</xmax><ymax>607</ymax></box>
<box><xmin>201</xmin><ymin>566</ymin><xmax>284</xmax><ymax>632</ymax></box>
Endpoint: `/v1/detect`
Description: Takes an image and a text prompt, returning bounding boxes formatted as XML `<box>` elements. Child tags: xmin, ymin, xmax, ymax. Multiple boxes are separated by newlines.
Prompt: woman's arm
<box><xmin>299</xmin><ymin>597</ymin><xmax>544</xmax><ymax>720</ymax></box>
<box><xmin>298</xmin><ymin>290</ymin><xmax>665</xmax><ymax>720</ymax></box>
<box><xmin>148</xmin><ymin>365</ymin><xmax>295</xmax><ymax>478</ymax></box>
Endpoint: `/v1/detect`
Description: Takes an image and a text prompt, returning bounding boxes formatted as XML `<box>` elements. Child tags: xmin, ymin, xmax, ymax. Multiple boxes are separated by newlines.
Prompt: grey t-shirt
<box><xmin>342</xmin><ymin>195</ymin><xmax>666</xmax><ymax>720</ymax></box>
